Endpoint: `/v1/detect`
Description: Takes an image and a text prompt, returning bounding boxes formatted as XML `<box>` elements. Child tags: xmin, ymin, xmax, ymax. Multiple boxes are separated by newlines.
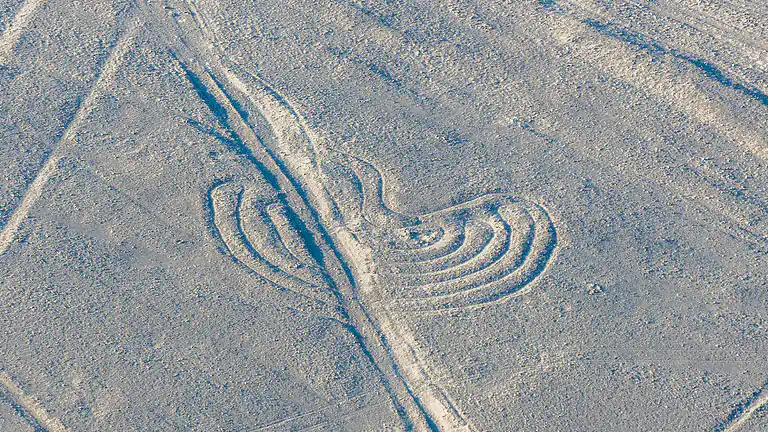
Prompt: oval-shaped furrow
<box><xmin>403</xmin><ymin>204</ymin><xmax>535</xmax><ymax>298</ymax></box>
<box><xmin>239</xmin><ymin>189</ymin><xmax>306</xmax><ymax>272</ymax></box>
<box><xmin>389</xmin><ymin>219</ymin><xmax>494</xmax><ymax>274</ymax></box>
<box><xmin>385</xmin><ymin>195</ymin><xmax>510</xmax><ymax>255</ymax></box>
<box><xmin>397</xmin><ymin>204</ymin><xmax>557</xmax><ymax>311</ymax></box>
<box><xmin>383</xmin><ymin>222</ymin><xmax>465</xmax><ymax>262</ymax></box>
<box><xmin>210</xmin><ymin>182</ymin><xmax>338</xmax><ymax>306</ymax></box>
<box><xmin>395</xmin><ymin>213</ymin><xmax>511</xmax><ymax>285</ymax></box>
<box><xmin>239</xmin><ymin>195</ymin><xmax>326</xmax><ymax>288</ymax></box>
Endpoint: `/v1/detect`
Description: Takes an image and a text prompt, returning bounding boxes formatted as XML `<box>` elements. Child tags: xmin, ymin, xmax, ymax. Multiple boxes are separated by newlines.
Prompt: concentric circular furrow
<box><xmin>396</xmin><ymin>203</ymin><xmax>557</xmax><ymax>310</ymax></box>
<box><xmin>388</xmin><ymin>219</ymin><xmax>494</xmax><ymax>274</ymax></box>
<box><xmin>393</xmin><ymin>212</ymin><xmax>512</xmax><ymax>285</ymax></box>
<box><xmin>400</xmin><ymin>204</ymin><xmax>533</xmax><ymax>298</ymax></box>
<box><xmin>383</xmin><ymin>222</ymin><xmax>465</xmax><ymax>262</ymax></box>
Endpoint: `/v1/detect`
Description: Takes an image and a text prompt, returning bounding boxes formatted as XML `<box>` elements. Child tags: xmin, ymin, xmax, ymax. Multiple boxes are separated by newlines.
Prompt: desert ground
<box><xmin>1</xmin><ymin>0</ymin><xmax>767</xmax><ymax>431</ymax></box>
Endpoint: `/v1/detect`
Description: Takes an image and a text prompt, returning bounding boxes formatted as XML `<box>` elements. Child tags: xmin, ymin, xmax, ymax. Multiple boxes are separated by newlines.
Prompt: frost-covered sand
<box><xmin>1</xmin><ymin>1</ymin><xmax>767</xmax><ymax>431</ymax></box>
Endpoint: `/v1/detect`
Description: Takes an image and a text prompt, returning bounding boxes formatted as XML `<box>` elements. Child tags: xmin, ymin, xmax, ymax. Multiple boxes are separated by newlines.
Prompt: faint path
<box><xmin>539</xmin><ymin>0</ymin><xmax>768</xmax><ymax>161</ymax></box>
<box><xmin>0</xmin><ymin>22</ymin><xmax>137</xmax><ymax>256</ymax></box>
<box><xmin>0</xmin><ymin>0</ymin><xmax>46</xmax><ymax>65</ymax></box>
<box><xmin>716</xmin><ymin>381</ymin><xmax>768</xmax><ymax>432</ymax></box>
<box><xmin>0</xmin><ymin>371</ymin><xmax>70</xmax><ymax>432</ymax></box>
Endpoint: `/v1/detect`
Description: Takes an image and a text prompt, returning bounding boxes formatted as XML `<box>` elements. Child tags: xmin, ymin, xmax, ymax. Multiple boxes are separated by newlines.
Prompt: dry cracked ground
<box><xmin>1</xmin><ymin>0</ymin><xmax>768</xmax><ymax>431</ymax></box>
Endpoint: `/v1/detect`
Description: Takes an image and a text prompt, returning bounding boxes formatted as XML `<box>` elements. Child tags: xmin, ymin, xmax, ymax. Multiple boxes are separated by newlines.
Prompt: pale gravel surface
<box><xmin>1</xmin><ymin>0</ymin><xmax>767</xmax><ymax>431</ymax></box>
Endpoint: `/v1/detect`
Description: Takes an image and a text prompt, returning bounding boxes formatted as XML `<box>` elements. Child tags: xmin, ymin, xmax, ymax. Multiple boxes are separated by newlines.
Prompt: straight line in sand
<box><xmin>0</xmin><ymin>371</ymin><xmax>70</xmax><ymax>432</ymax></box>
<box><xmin>540</xmin><ymin>1</ymin><xmax>768</xmax><ymax>161</ymax></box>
<box><xmin>720</xmin><ymin>384</ymin><xmax>768</xmax><ymax>432</ymax></box>
<box><xmin>0</xmin><ymin>0</ymin><xmax>47</xmax><ymax>64</ymax></box>
<box><xmin>0</xmin><ymin>23</ymin><xmax>137</xmax><ymax>256</ymax></box>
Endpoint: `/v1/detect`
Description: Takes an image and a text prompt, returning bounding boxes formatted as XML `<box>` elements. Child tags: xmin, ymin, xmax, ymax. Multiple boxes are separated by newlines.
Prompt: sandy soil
<box><xmin>1</xmin><ymin>0</ymin><xmax>767</xmax><ymax>430</ymax></box>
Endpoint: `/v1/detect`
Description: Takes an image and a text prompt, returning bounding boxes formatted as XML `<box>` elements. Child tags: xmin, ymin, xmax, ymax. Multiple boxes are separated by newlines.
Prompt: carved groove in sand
<box><xmin>165</xmin><ymin>2</ymin><xmax>557</xmax><ymax>428</ymax></box>
<box><xmin>210</xmin><ymin>154</ymin><xmax>557</xmax><ymax>310</ymax></box>
<box><xmin>210</xmin><ymin>151</ymin><xmax>556</xmax><ymax>312</ymax></box>
<box><xmin>207</xmin><ymin>179</ymin><xmax>347</xmax><ymax>321</ymax></box>
<box><xmin>318</xmin><ymin>150</ymin><xmax>557</xmax><ymax>311</ymax></box>
<box><xmin>207</xmin><ymin>150</ymin><xmax>557</xmax><ymax>432</ymax></box>
<box><xmin>194</xmin><ymin>55</ymin><xmax>557</xmax><ymax>432</ymax></box>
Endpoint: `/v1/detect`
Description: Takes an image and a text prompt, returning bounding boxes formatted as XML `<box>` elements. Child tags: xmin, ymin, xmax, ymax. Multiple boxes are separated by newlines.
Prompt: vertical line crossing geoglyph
<box><xmin>149</xmin><ymin>1</ymin><xmax>559</xmax><ymax>430</ymax></box>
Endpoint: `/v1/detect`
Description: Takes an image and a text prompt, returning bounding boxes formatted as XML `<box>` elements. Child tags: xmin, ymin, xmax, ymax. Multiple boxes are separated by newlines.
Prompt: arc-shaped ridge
<box><xmin>208</xmin><ymin>181</ymin><xmax>340</xmax><ymax>308</ymax></box>
<box><xmin>390</xmin><ymin>219</ymin><xmax>494</xmax><ymax>274</ymax></box>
